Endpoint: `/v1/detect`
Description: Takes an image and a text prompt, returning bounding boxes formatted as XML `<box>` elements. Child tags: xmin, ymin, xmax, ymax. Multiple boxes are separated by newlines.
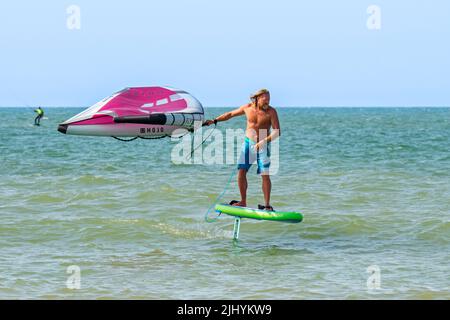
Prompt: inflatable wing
<box><xmin>58</xmin><ymin>86</ymin><xmax>204</xmax><ymax>138</ymax></box>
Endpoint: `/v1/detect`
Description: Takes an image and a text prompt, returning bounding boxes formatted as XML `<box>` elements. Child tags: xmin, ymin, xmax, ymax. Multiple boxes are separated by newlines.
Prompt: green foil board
<box><xmin>215</xmin><ymin>204</ymin><xmax>303</xmax><ymax>223</ymax></box>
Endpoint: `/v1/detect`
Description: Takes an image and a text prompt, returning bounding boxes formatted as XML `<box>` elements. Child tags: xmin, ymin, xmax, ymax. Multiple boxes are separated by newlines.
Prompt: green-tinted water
<box><xmin>0</xmin><ymin>107</ymin><xmax>449</xmax><ymax>299</ymax></box>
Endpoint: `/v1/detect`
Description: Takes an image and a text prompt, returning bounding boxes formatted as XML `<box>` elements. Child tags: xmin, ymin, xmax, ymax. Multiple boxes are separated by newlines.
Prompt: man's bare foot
<box><xmin>233</xmin><ymin>201</ymin><xmax>247</xmax><ymax>207</ymax></box>
<box><xmin>258</xmin><ymin>204</ymin><xmax>275</xmax><ymax>211</ymax></box>
<box><xmin>229</xmin><ymin>200</ymin><xmax>247</xmax><ymax>207</ymax></box>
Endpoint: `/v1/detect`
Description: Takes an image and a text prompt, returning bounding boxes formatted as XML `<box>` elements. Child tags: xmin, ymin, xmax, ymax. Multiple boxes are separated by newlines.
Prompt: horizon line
<box><xmin>1</xmin><ymin>105</ymin><xmax>449</xmax><ymax>109</ymax></box>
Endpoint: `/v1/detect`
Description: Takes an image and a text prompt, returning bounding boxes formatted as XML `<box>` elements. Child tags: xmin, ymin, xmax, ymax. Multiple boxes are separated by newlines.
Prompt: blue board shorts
<box><xmin>237</xmin><ymin>137</ymin><xmax>271</xmax><ymax>175</ymax></box>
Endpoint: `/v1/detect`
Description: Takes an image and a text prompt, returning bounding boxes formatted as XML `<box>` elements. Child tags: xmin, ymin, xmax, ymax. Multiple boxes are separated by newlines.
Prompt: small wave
<box><xmin>137</xmin><ymin>249</ymin><xmax>169</xmax><ymax>257</ymax></box>
<box><xmin>416</xmin><ymin>220</ymin><xmax>450</xmax><ymax>244</ymax></box>
<box><xmin>259</xmin><ymin>245</ymin><xmax>314</xmax><ymax>255</ymax></box>
<box><xmin>26</xmin><ymin>194</ymin><xmax>66</xmax><ymax>204</ymax></box>
<box><xmin>407</xmin><ymin>289</ymin><xmax>450</xmax><ymax>300</ymax></box>
<box><xmin>73</xmin><ymin>175</ymin><xmax>113</xmax><ymax>185</ymax></box>
<box><xmin>154</xmin><ymin>221</ymin><xmax>233</xmax><ymax>240</ymax></box>
<box><xmin>299</xmin><ymin>215</ymin><xmax>379</xmax><ymax>239</ymax></box>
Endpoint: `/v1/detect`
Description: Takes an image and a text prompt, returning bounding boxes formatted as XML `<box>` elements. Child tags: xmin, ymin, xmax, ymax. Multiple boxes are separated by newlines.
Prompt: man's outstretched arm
<box><xmin>204</xmin><ymin>104</ymin><xmax>247</xmax><ymax>126</ymax></box>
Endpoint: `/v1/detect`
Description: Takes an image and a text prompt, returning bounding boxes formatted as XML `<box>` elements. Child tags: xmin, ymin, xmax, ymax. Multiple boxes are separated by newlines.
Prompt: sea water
<box><xmin>0</xmin><ymin>107</ymin><xmax>449</xmax><ymax>299</ymax></box>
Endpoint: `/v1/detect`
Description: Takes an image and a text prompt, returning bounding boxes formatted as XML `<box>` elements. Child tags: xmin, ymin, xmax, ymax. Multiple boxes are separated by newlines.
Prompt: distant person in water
<box><xmin>204</xmin><ymin>89</ymin><xmax>280</xmax><ymax>211</ymax></box>
<box><xmin>34</xmin><ymin>107</ymin><xmax>44</xmax><ymax>126</ymax></box>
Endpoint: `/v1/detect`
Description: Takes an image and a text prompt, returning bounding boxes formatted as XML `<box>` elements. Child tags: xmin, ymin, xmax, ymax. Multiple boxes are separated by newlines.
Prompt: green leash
<box><xmin>204</xmin><ymin>168</ymin><xmax>237</xmax><ymax>223</ymax></box>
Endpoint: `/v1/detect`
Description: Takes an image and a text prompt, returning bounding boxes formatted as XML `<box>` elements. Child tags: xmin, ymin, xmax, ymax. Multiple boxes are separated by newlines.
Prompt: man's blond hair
<box><xmin>250</xmin><ymin>88</ymin><xmax>270</xmax><ymax>100</ymax></box>
<box><xmin>250</xmin><ymin>88</ymin><xmax>270</xmax><ymax>110</ymax></box>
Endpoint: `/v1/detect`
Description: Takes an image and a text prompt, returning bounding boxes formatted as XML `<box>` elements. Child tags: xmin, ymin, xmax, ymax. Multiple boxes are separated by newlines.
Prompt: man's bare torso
<box><xmin>243</xmin><ymin>103</ymin><xmax>274</xmax><ymax>142</ymax></box>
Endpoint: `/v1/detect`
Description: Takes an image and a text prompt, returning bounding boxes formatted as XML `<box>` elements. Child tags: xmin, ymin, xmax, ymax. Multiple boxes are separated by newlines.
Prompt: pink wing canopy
<box><xmin>58</xmin><ymin>86</ymin><xmax>204</xmax><ymax>137</ymax></box>
<box><xmin>61</xmin><ymin>86</ymin><xmax>204</xmax><ymax>126</ymax></box>
<box><xmin>98</xmin><ymin>87</ymin><xmax>188</xmax><ymax>116</ymax></box>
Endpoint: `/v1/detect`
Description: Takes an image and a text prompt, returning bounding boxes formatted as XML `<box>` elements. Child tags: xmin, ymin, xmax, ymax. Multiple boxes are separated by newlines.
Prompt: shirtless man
<box><xmin>204</xmin><ymin>89</ymin><xmax>280</xmax><ymax>211</ymax></box>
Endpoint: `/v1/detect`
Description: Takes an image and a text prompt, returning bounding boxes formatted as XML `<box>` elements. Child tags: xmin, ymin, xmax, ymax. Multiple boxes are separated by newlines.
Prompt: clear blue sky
<box><xmin>0</xmin><ymin>0</ymin><xmax>449</xmax><ymax>107</ymax></box>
